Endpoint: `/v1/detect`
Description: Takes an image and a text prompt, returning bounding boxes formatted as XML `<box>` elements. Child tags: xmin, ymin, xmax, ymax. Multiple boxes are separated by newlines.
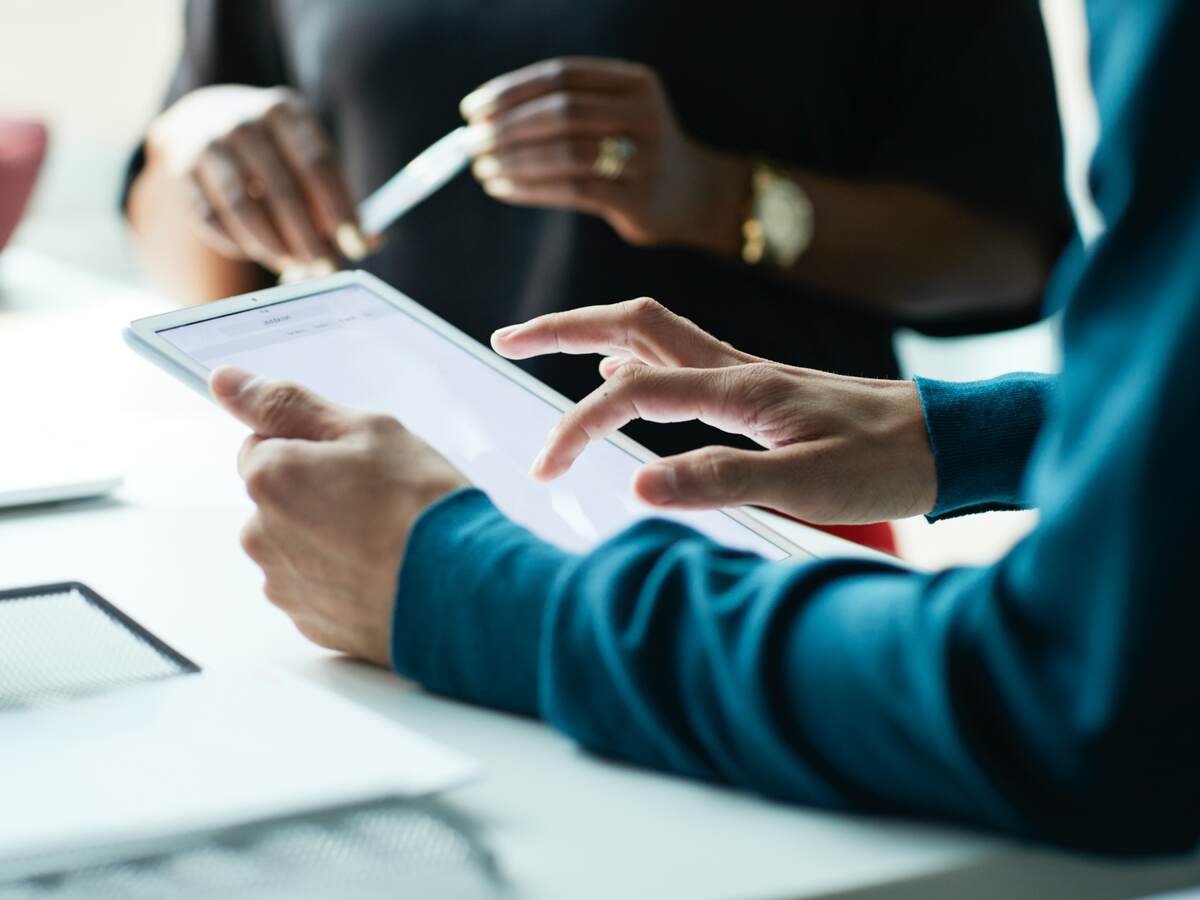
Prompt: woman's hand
<box><xmin>459</xmin><ymin>58</ymin><xmax>746</xmax><ymax>253</ymax></box>
<box><xmin>491</xmin><ymin>298</ymin><xmax>938</xmax><ymax>525</ymax></box>
<box><xmin>146</xmin><ymin>85</ymin><xmax>371</xmax><ymax>277</ymax></box>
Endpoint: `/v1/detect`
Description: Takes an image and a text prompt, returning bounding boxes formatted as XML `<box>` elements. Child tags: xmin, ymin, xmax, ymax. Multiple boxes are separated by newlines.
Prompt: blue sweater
<box><xmin>392</xmin><ymin>0</ymin><xmax>1200</xmax><ymax>854</ymax></box>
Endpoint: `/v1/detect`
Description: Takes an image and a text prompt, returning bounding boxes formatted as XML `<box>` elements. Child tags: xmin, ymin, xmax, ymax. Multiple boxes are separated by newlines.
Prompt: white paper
<box><xmin>0</xmin><ymin>670</ymin><xmax>476</xmax><ymax>875</ymax></box>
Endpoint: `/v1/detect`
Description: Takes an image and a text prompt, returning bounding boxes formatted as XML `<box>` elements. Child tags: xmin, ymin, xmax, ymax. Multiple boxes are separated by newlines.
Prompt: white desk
<box><xmin>2</xmin><ymin>249</ymin><xmax>1198</xmax><ymax>900</ymax></box>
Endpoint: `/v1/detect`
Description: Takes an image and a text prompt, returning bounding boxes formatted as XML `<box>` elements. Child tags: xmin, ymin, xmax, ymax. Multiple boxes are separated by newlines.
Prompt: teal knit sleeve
<box><xmin>914</xmin><ymin>373</ymin><xmax>1055</xmax><ymax>521</ymax></box>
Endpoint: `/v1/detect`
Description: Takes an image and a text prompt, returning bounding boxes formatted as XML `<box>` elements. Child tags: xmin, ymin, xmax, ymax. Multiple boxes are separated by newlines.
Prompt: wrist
<box><xmin>679</xmin><ymin>147</ymin><xmax>751</xmax><ymax>257</ymax></box>
<box><xmin>877</xmin><ymin>381</ymin><xmax>938</xmax><ymax>518</ymax></box>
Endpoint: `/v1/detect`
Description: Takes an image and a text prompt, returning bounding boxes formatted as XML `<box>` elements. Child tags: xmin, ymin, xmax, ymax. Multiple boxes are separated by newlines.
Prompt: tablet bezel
<box><xmin>126</xmin><ymin>270</ymin><xmax>808</xmax><ymax>559</ymax></box>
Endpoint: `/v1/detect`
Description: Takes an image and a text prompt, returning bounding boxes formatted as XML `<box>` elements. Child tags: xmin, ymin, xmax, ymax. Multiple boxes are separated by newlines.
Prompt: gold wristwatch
<box><xmin>741</xmin><ymin>162</ymin><xmax>815</xmax><ymax>268</ymax></box>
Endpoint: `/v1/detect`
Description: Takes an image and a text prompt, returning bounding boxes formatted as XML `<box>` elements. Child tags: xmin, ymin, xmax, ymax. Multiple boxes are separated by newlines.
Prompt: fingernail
<box><xmin>529</xmin><ymin>448</ymin><xmax>550</xmax><ymax>478</ymax></box>
<box><xmin>210</xmin><ymin>366</ymin><xmax>253</xmax><ymax>398</ymax></box>
<box><xmin>279</xmin><ymin>260</ymin><xmax>308</xmax><ymax>284</ymax></box>
<box><xmin>308</xmin><ymin>257</ymin><xmax>337</xmax><ymax>278</ymax></box>
<box><xmin>460</xmin><ymin>87</ymin><xmax>498</xmax><ymax>121</ymax></box>
<box><xmin>335</xmin><ymin>222</ymin><xmax>370</xmax><ymax>261</ymax></box>
<box><xmin>460</xmin><ymin>122</ymin><xmax>497</xmax><ymax>154</ymax></box>
<box><xmin>491</xmin><ymin>323</ymin><xmax>523</xmax><ymax>342</ymax></box>
<box><xmin>472</xmin><ymin>155</ymin><xmax>502</xmax><ymax>180</ymax></box>
<box><xmin>638</xmin><ymin>464</ymin><xmax>678</xmax><ymax>505</ymax></box>
<box><xmin>483</xmin><ymin>178</ymin><xmax>515</xmax><ymax>198</ymax></box>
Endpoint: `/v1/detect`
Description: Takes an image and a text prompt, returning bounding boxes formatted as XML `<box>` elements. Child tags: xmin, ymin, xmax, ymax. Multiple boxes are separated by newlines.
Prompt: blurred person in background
<box><xmin>125</xmin><ymin>1</ymin><xmax>1068</xmax><ymax>550</ymax></box>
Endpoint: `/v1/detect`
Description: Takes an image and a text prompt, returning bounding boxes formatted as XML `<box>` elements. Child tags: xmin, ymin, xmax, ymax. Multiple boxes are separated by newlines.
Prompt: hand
<box><xmin>210</xmin><ymin>367</ymin><xmax>468</xmax><ymax>666</ymax></box>
<box><xmin>459</xmin><ymin>58</ymin><xmax>747</xmax><ymax>252</ymax></box>
<box><xmin>147</xmin><ymin>85</ymin><xmax>373</xmax><ymax>277</ymax></box>
<box><xmin>491</xmin><ymin>298</ymin><xmax>937</xmax><ymax>525</ymax></box>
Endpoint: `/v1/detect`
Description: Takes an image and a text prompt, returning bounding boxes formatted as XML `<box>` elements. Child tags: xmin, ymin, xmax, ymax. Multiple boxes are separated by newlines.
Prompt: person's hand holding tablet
<box><xmin>202</xmin><ymin>291</ymin><xmax>934</xmax><ymax>667</ymax></box>
<box><xmin>210</xmin><ymin>367</ymin><xmax>467</xmax><ymax>667</ymax></box>
<box><xmin>491</xmin><ymin>298</ymin><xmax>938</xmax><ymax>525</ymax></box>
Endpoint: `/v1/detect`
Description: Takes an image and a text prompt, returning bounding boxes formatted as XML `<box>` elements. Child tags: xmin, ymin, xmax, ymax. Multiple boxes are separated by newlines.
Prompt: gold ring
<box><xmin>593</xmin><ymin>136</ymin><xmax>637</xmax><ymax>180</ymax></box>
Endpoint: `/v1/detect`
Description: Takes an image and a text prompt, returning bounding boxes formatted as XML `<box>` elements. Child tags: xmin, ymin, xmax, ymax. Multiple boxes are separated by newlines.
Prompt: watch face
<box><xmin>760</xmin><ymin>179</ymin><xmax>814</xmax><ymax>264</ymax></box>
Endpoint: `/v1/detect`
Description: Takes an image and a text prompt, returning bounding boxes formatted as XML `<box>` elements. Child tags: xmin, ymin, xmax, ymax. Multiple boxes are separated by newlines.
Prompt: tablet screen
<box><xmin>158</xmin><ymin>284</ymin><xmax>790</xmax><ymax>560</ymax></box>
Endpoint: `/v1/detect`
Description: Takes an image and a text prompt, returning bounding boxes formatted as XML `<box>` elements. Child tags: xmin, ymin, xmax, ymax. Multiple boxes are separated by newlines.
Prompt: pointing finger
<box><xmin>531</xmin><ymin>365</ymin><xmax>758</xmax><ymax>481</ymax></box>
<box><xmin>491</xmin><ymin>297</ymin><xmax>754</xmax><ymax>369</ymax></box>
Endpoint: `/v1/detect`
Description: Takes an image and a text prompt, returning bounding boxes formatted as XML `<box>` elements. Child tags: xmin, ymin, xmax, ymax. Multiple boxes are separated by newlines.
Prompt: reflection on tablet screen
<box><xmin>158</xmin><ymin>285</ymin><xmax>789</xmax><ymax>561</ymax></box>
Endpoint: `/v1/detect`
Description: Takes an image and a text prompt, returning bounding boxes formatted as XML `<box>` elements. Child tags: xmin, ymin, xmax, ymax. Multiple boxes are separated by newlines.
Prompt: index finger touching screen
<box><xmin>155</xmin><ymin>282</ymin><xmax>794</xmax><ymax>560</ymax></box>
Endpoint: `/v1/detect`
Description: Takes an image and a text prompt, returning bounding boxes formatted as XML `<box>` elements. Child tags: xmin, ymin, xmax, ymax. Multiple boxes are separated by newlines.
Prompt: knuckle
<box><xmin>228</xmin><ymin>120</ymin><xmax>260</xmax><ymax>143</ymax></box>
<box><xmin>239</xmin><ymin>519</ymin><xmax>267</xmax><ymax>559</ymax></box>
<box><xmin>609</xmin><ymin>363</ymin><xmax>645</xmax><ymax>392</ymax></box>
<box><xmin>266</xmin><ymin>174</ymin><xmax>301</xmax><ymax>203</ymax></box>
<box><xmin>363</xmin><ymin>413</ymin><xmax>403</xmax><ymax>439</ymax></box>
<box><xmin>201</xmin><ymin>136</ymin><xmax>230</xmax><ymax>160</ymax></box>
<box><xmin>258</xmin><ymin>383</ymin><xmax>304</xmax><ymax>430</ymax></box>
<box><xmin>697</xmin><ymin>447</ymin><xmax>746</xmax><ymax>494</ymax></box>
<box><xmin>541</xmin><ymin>58</ymin><xmax>570</xmax><ymax>90</ymax></box>
<box><xmin>265</xmin><ymin>446</ymin><xmax>305</xmax><ymax>487</ymax></box>
<box><xmin>301</xmin><ymin>141</ymin><xmax>336</xmax><ymax>173</ymax></box>
<box><xmin>225</xmin><ymin>190</ymin><xmax>255</xmax><ymax>215</ymax></box>
<box><xmin>627</xmin><ymin>296</ymin><xmax>668</xmax><ymax>326</ymax></box>
<box><xmin>244</xmin><ymin>463</ymin><xmax>278</xmax><ymax>503</ymax></box>
<box><xmin>552</xmin><ymin>91</ymin><xmax>577</xmax><ymax>118</ymax></box>
<box><xmin>265</xmin><ymin>88</ymin><xmax>304</xmax><ymax>118</ymax></box>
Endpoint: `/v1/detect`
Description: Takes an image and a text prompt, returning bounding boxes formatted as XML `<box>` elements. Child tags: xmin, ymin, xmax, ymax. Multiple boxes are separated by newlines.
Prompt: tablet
<box><xmin>125</xmin><ymin>271</ymin><xmax>806</xmax><ymax>561</ymax></box>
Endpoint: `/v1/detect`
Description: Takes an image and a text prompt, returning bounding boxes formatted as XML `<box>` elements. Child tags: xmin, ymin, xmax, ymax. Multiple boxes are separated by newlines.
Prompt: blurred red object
<box><xmin>0</xmin><ymin>118</ymin><xmax>48</xmax><ymax>254</ymax></box>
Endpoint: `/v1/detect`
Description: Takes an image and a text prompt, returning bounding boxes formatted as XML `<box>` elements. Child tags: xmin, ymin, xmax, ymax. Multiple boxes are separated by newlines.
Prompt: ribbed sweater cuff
<box><xmin>392</xmin><ymin>488</ymin><xmax>570</xmax><ymax>716</ymax></box>
<box><xmin>915</xmin><ymin>374</ymin><xmax>1053</xmax><ymax>521</ymax></box>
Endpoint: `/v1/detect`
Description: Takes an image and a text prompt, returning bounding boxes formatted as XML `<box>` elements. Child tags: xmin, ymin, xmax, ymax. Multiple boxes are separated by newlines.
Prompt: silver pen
<box><xmin>357</xmin><ymin>126</ymin><xmax>475</xmax><ymax>237</ymax></box>
<box><xmin>280</xmin><ymin>126</ymin><xmax>477</xmax><ymax>283</ymax></box>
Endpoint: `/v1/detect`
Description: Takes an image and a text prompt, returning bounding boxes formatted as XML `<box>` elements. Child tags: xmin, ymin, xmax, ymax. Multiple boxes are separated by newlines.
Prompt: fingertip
<box><xmin>490</xmin><ymin>324</ymin><xmax>526</xmax><ymax>356</ymax></box>
<box><xmin>634</xmin><ymin>463</ymin><xmax>679</xmax><ymax>506</ymax></box>
<box><xmin>482</xmin><ymin>177</ymin><xmax>515</xmax><ymax>198</ymax></box>
<box><xmin>527</xmin><ymin>447</ymin><xmax>558</xmax><ymax>480</ymax></box>
<box><xmin>210</xmin><ymin>366</ymin><xmax>254</xmax><ymax>401</ymax></box>
<box><xmin>335</xmin><ymin>222</ymin><xmax>370</xmax><ymax>261</ymax></box>
<box><xmin>460</xmin><ymin>88</ymin><xmax>498</xmax><ymax>122</ymax></box>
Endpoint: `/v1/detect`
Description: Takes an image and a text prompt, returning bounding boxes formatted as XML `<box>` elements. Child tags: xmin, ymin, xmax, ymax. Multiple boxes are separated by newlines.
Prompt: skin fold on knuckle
<box><xmin>244</xmin><ymin>462</ymin><xmax>279</xmax><ymax>505</ymax></box>
<box><xmin>257</xmin><ymin>383</ymin><xmax>304</xmax><ymax>433</ymax></box>
<box><xmin>239</xmin><ymin>519</ymin><xmax>269</xmax><ymax>561</ymax></box>
<box><xmin>362</xmin><ymin>412</ymin><xmax>404</xmax><ymax>442</ymax></box>
<box><xmin>243</xmin><ymin>444</ymin><xmax>303</xmax><ymax>505</ymax></box>
<box><xmin>623</xmin><ymin>296</ymin><xmax>669</xmax><ymax>340</ymax></box>
<box><xmin>697</xmin><ymin>447</ymin><xmax>748</xmax><ymax>502</ymax></box>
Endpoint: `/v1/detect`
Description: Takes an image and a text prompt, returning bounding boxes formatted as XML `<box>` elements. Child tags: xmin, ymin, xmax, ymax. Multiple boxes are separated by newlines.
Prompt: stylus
<box><xmin>357</xmin><ymin>127</ymin><xmax>473</xmax><ymax>238</ymax></box>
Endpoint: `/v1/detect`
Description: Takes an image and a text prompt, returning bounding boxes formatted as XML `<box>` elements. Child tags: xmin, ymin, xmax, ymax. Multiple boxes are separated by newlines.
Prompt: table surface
<box><xmin>2</xmin><ymin>249</ymin><xmax>1197</xmax><ymax>900</ymax></box>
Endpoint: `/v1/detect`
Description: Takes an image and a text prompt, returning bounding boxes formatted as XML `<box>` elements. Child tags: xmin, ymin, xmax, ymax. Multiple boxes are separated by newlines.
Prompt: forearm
<box><xmin>127</xmin><ymin>150</ymin><xmax>271</xmax><ymax>305</ymax></box>
<box><xmin>394</xmin><ymin>485</ymin><xmax>1197</xmax><ymax>854</ymax></box>
<box><xmin>687</xmin><ymin>150</ymin><xmax>1056</xmax><ymax>318</ymax></box>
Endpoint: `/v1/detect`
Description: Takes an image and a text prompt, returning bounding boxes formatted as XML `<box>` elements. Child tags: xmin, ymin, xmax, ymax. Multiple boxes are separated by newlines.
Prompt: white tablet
<box><xmin>125</xmin><ymin>271</ymin><xmax>807</xmax><ymax>561</ymax></box>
